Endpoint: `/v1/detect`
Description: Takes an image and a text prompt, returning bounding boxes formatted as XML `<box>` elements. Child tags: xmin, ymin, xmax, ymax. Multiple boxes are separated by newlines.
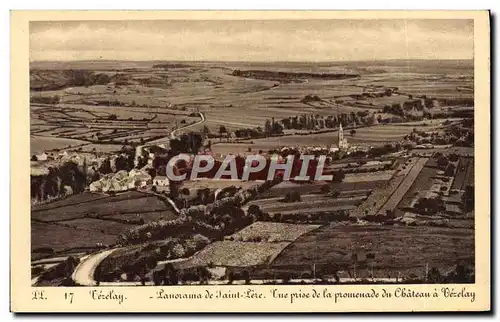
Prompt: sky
<box><xmin>30</xmin><ymin>19</ymin><xmax>474</xmax><ymax>62</ymax></box>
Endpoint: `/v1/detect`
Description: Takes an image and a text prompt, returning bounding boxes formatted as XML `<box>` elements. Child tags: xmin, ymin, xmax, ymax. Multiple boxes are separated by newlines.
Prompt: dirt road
<box><xmin>72</xmin><ymin>250</ymin><xmax>117</xmax><ymax>286</ymax></box>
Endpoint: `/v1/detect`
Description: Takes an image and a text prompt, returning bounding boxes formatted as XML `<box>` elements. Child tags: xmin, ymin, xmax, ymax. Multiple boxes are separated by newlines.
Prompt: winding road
<box><xmin>71</xmin><ymin>250</ymin><xmax>118</xmax><ymax>286</ymax></box>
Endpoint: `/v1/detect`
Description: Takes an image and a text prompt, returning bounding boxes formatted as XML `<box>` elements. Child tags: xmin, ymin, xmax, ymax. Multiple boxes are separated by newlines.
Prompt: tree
<box><xmin>247</xmin><ymin>204</ymin><xmax>262</xmax><ymax>218</ymax></box>
<box><xmin>427</xmin><ymin>267</ymin><xmax>442</xmax><ymax>283</ymax></box>
<box><xmin>31</xmin><ymin>155</ymin><xmax>38</xmax><ymax>161</ymax></box>
<box><xmin>219</xmin><ymin>125</ymin><xmax>227</xmax><ymax>142</ymax></box>
<box><xmin>264</xmin><ymin>119</ymin><xmax>272</xmax><ymax>136</ymax></box>
<box><xmin>350</xmin><ymin>129</ymin><xmax>356</xmax><ymax>136</ymax></box>
<box><xmin>437</xmin><ymin>156</ymin><xmax>449</xmax><ymax>168</ymax></box>
<box><xmin>201</xmin><ymin>125</ymin><xmax>210</xmax><ymax>139</ymax></box>
<box><xmin>462</xmin><ymin>185</ymin><xmax>474</xmax><ymax>212</ymax></box>
<box><xmin>239</xmin><ymin>271</ymin><xmax>250</xmax><ymax>284</ymax></box>
<box><xmin>320</xmin><ymin>184</ymin><xmax>331</xmax><ymax>194</ymax></box>
<box><xmin>98</xmin><ymin>157</ymin><xmax>112</xmax><ymax>174</ymax></box>
<box><xmin>445</xmin><ymin>163</ymin><xmax>456</xmax><ymax>177</ymax></box>
<box><xmin>283</xmin><ymin>191</ymin><xmax>301</xmax><ymax>203</ymax></box>
<box><xmin>332</xmin><ymin>171</ymin><xmax>346</xmax><ymax>183</ymax></box>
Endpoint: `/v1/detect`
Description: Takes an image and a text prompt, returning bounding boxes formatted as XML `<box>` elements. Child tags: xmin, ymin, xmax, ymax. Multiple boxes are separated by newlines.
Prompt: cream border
<box><xmin>11</xmin><ymin>10</ymin><xmax>490</xmax><ymax>313</ymax></box>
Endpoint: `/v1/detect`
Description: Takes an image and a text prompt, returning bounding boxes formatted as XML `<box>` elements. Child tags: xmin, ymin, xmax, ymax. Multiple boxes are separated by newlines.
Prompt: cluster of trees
<box><xmin>170</xmin><ymin>132</ymin><xmax>204</xmax><ymax>155</ymax></box>
<box><xmin>36</xmin><ymin>256</ymin><xmax>80</xmax><ymax>286</ymax></box>
<box><xmin>30</xmin><ymin>95</ymin><xmax>61</xmax><ymax>105</ymax></box>
<box><xmin>368</xmin><ymin>143</ymin><xmax>402</xmax><ymax>158</ymax></box>
<box><xmin>247</xmin><ymin>203</ymin><xmax>353</xmax><ymax>225</ymax></box>
<box><xmin>31</xmin><ymin>161</ymin><xmax>87</xmax><ymax>201</ymax></box>
<box><xmin>405</xmin><ymin>263</ymin><xmax>475</xmax><ymax>284</ymax></box>
<box><xmin>63</xmin><ymin>70</ymin><xmax>111</xmax><ymax>87</ymax></box>
<box><xmin>413</xmin><ymin>197</ymin><xmax>446</xmax><ymax>216</ymax></box>
<box><xmin>120</xmin><ymin>178</ymin><xmax>281</xmax><ymax>245</ymax></box>
<box><xmin>231</xmin><ymin>69</ymin><xmax>359</xmax><ymax>82</ymax></box>
<box><xmin>278</xmin><ymin>111</ymin><xmax>376</xmax><ymax>132</ymax></box>
<box><xmin>264</xmin><ymin>118</ymin><xmax>284</xmax><ymax>136</ymax></box>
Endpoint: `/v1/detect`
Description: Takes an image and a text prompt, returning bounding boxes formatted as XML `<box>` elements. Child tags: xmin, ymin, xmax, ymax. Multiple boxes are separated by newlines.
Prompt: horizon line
<box><xmin>30</xmin><ymin>58</ymin><xmax>474</xmax><ymax>64</ymax></box>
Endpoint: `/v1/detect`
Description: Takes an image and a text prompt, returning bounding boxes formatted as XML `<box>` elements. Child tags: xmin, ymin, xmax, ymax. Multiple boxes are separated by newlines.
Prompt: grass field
<box><xmin>32</xmin><ymin>191</ymin><xmax>170</xmax><ymax>222</ymax></box>
<box><xmin>268</xmin><ymin>224</ymin><xmax>474</xmax><ymax>279</ymax></box>
<box><xmin>246</xmin><ymin>195</ymin><xmax>366</xmax><ymax>215</ymax></box>
<box><xmin>258</xmin><ymin>180</ymin><xmax>384</xmax><ymax>199</ymax></box>
<box><xmin>31</xmin><ymin>135</ymin><xmax>88</xmax><ymax>154</ymax></box>
<box><xmin>59</xmin><ymin>218</ymin><xmax>135</xmax><ymax>235</ymax></box>
<box><xmin>228</xmin><ymin>222</ymin><xmax>320</xmax><ymax>243</ymax></box>
<box><xmin>181</xmin><ymin>179</ymin><xmax>259</xmax><ymax>191</ymax></box>
<box><xmin>31</xmin><ymin>191</ymin><xmax>176</xmax><ymax>259</ymax></box>
<box><xmin>182</xmin><ymin>241</ymin><xmax>291</xmax><ymax>267</ymax></box>
<box><xmin>106</xmin><ymin>211</ymin><xmax>177</xmax><ymax>224</ymax></box>
<box><xmin>31</xmin><ymin>221</ymin><xmax>118</xmax><ymax>253</ymax></box>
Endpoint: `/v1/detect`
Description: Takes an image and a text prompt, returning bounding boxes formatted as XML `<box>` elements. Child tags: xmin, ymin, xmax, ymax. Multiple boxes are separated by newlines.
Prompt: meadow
<box><xmin>31</xmin><ymin>191</ymin><xmax>177</xmax><ymax>260</ymax></box>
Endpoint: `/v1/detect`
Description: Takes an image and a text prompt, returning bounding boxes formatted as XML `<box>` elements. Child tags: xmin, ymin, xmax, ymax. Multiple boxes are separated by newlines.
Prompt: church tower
<box><xmin>338</xmin><ymin>122</ymin><xmax>348</xmax><ymax>150</ymax></box>
<box><xmin>338</xmin><ymin>122</ymin><xmax>344</xmax><ymax>147</ymax></box>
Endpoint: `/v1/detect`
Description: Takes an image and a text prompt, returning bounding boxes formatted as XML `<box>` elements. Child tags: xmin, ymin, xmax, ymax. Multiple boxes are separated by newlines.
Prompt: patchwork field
<box><xmin>451</xmin><ymin>157</ymin><xmax>474</xmax><ymax>191</ymax></box>
<box><xmin>181</xmin><ymin>241</ymin><xmax>290</xmax><ymax>268</ymax></box>
<box><xmin>32</xmin><ymin>191</ymin><xmax>170</xmax><ymax>222</ymax></box>
<box><xmin>31</xmin><ymin>60</ymin><xmax>471</xmax><ymax>154</ymax></box>
<box><xmin>228</xmin><ymin>222</ymin><xmax>320</xmax><ymax>243</ymax></box>
<box><xmin>31</xmin><ymin>191</ymin><xmax>176</xmax><ymax>260</ymax></box>
<box><xmin>31</xmin><ymin>135</ymin><xmax>88</xmax><ymax>155</ymax></box>
<box><xmin>266</xmin><ymin>225</ymin><xmax>474</xmax><ymax>279</ymax></box>
<box><xmin>246</xmin><ymin>194</ymin><xmax>366</xmax><ymax>215</ymax></box>
<box><xmin>174</xmin><ymin>222</ymin><xmax>321</xmax><ymax>268</ymax></box>
<box><xmin>31</xmin><ymin>221</ymin><xmax>118</xmax><ymax>254</ymax></box>
<box><xmin>210</xmin><ymin>123</ymin><xmax>445</xmax><ymax>155</ymax></box>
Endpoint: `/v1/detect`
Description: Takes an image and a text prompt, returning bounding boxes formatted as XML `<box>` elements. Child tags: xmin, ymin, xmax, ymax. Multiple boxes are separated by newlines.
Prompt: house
<box><xmin>445</xmin><ymin>203</ymin><xmax>463</xmax><ymax>216</ymax></box>
<box><xmin>129</xmin><ymin>169</ymin><xmax>152</xmax><ymax>188</ymax></box>
<box><xmin>153</xmin><ymin>176</ymin><xmax>170</xmax><ymax>187</ymax></box>
<box><xmin>35</xmin><ymin>152</ymin><xmax>48</xmax><ymax>161</ymax></box>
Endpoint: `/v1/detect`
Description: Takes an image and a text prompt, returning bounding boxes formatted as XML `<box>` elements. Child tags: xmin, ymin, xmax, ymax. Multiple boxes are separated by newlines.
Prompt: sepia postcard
<box><xmin>11</xmin><ymin>10</ymin><xmax>490</xmax><ymax>313</ymax></box>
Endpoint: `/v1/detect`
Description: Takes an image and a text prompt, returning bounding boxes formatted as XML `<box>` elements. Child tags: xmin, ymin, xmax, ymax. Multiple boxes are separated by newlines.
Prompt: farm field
<box><xmin>31</xmin><ymin>222</ymin><xmax>118</xmax><ymax>254</ymax></box>
<box><xmin>396</xmin><ymin>165</ymin><xmax>440</xmax><ymax>213</ymax></box>
<box><xmin>343</xmin><ymin>170</ymin><xmax>395</xmax><ymax>183</ymax></box>
<box><xmin>451</xmin><ymin>157</ymin><xmax>474</xmax><ymax>191</ymax></box>
<box><xmin>228</xmin><ymin>222</ymin><xmax>320</xmax><ymax>243</ymax></box>
<box><xmin>31</xmin><ymin>135</ymin><xmax>88</xmax><ymax>154</ymax></box>
<box><xmin>181</xmin><ymin>241</ymin><xmax>291</xmax><ymax>268</ymax></box>
<box><xmin>32</xmin><ymin>191</ymin><xmax>171</xmax><ymax>222</ymax></box>
<box><xmin>181</xmin><ymin>179</ymin><xmax>260</xmax><ymax>191</ymax></box>
<box><xmin>210</xmin><ymin>123</ymin><xmax>445</xmax><ymax>155</ymax></box>
<box><xmin>31</xmin><ymin>191</ymin><xmax>176</xmax><ymax>260</ymax></box>
<box><xmin>349</xmin><ymin>157</ymin><xmax>420</xmax><ymax>217</ymax></box>
<box><xmin>107</xmin><ymin>211</ymin><xmax>177</xmax><ymax>224</ymax></box>
<box><xmin>266</xmin><ymin>224</ymin><xmax>474</xmax><ymax>279</ymax></box>
<box><xmin>59</xmin><ymin>218</ymin><xmax>135</xmax><ymax>236</ymax></box>
<box><xmin>245</xmin><ymin>194</ymin><xmax>366</xmax><ymax>215</ymax></box>
<box><xmin>376</xmin><ymin>157</ymin><xmax>428</xmax><ymax>215</ymax></box>
<box><xmin>258</xmin><ymin>180</ymin><xmax>384</xmax><ymax>199</ymax></box>
<box><xmin>31</xmin><ymin>59</ymin><xmax>470</xmax><ymax>155</ymax></box>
